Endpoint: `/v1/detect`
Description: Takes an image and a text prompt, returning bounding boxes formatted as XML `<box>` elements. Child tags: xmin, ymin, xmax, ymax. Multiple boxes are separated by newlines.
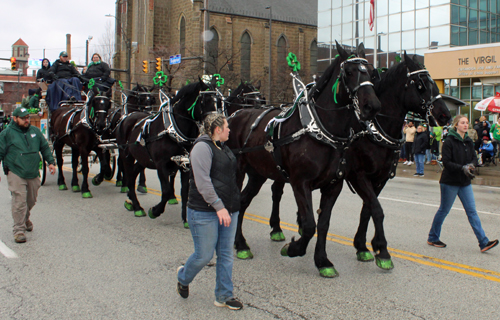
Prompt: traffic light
<box><xmin>155</xmin><ymin>57</ymin><xmax>162</xmax><ymax>72</ymax></box>
<box><xmin>142</xmin><ymin>60</ymin><xmax>148</xmax><ymax>74</ymax></box>
<box><xmin>10</xmin><ymin>57</ymin><xmax>17</xmax><ymax>70</ymax></box>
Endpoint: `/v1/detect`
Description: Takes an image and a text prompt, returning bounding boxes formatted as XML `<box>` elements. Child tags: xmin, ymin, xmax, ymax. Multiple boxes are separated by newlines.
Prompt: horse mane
<box><xmin>170</xmin><ymin>81</ymin><xmax>204</xmax><ymax>105</ymax></box>
<box><xmin>225</xmin><ymin>82</ymin><xmax>245</xmax><ymax>103</ymax></box>
<box><xmin>312</xmin><ymin>56</ymin><xmax>341</xmax><ymax>99</ymax></box>
<box><xmin>375</xmin><ymin>61</ymin><xmax>409</xmax><ymax>95</ymax></box>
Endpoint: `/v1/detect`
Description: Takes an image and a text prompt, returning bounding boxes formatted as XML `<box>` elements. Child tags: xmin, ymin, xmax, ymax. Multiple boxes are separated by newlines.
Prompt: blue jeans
<box><xmin>415</xmin><ymin>153</ymin><xmax>425</xmax><ymax>175</ymax></box>
<box><xmin>428</xmin><ymin>183</ymin><xmax>489</xmax><ymax>248</ymax></box>
<box><xmin>425</xmin><ymin>149</ymin><xmax>435</xmax><ymax>162</ymax></box>
<box><xmin>178</xmin><ymin>208</ymin><xmax>239</xmax><ymax>303</ymax></box>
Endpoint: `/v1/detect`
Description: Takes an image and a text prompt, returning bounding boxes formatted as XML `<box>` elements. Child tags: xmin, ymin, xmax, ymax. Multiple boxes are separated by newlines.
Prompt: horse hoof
<box><xmin>236</xmin><ymin>250</ymin><xmax>254</xmax><ymax>260</ymax></box>
<box><xmin>168</xmin><ymin>198</ymin><xmax>179</xmax><ymax>205</ymax></box>
<box><xmin>137</xmin><ymin>186</ymin><xmax>148</xmax><ymax>194</ymax></box>
<box><xmin>91</xmin><ymin>176</ymin><xmax>101</xmax><ymax>186</ymax></box>
<box><xmin>357</xmin><ymin>251</ymin><xmax>375</xmax><ymax>262</ymax></box>
<box><xmin>280</xmin><ymin>243</ymin><xmax>290</xmax><ymax>257</ymax></box>
<box><xmin>148</xmin><ymin>208</ymin><xmax>158</xmax><ymax>219</ymax></box>
<box><xmin>124</xmin><ymin>200</ymin><xmax>133</xmax><ymax>211</ymax></box>
<box><xmin>59</xmin><ymin>185</ymin><xmax>68</xmax><ymax>191</ymax></box>
<box><xmin>115</xmin><ymin>181</ymin><xmax>122</xmax><ymax>187</ymax></box>
<box><xmin>82</xmin><ymin>192</ymin><xmax>93</xmax><ymax>198</ymax></box>
<box><xmin>104</xmin><ymin>174</ymin><xmax>113</xmax><ymax>181</ymax></box>
<box><xmin>120</xmin><ymin>187</ymin><xmax>129</xmax><ymax>193</ymax></box>
<box><xmin>135</xmin><ymin>210</ymin><xmax>146</xmax><ymax>217</ymax></box>
<box><xmin>270</xmin><ymin>232</ymin><xmax>286</xmax><ymax>242</ymax></box>
<box><xmin>183</xmin><ymin>222</ymin><xmax>189</xmax><ymax>229</ymax></box>
<box><xmin>376</xmin><ymin>257</ymin><xmax>394</xmax><ymax>270</ymax></box>
<box><xmin>72</xmin><ymin>185</ymin><xmax>81</xmax><ymax>192</ymax></box>
<box><xmin>319</xmin><ymin>267</ymin><xmax>339</xmax><ymax>278</ymax></box>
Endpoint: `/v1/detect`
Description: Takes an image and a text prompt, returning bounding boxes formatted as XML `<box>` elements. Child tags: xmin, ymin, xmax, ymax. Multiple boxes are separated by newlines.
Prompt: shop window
<box><xmin>450</xmin><ymin>87</ymin><xmax>459</xmax><ymax>98</ymax></box>
<box><xmin>472</xmin><ymin>86</ymin><xmax>482</xmax><ymax>100</ymax></box>
<box><xmin>483</xmin><ymin>86</ymin><xmax>494</xmax><ymax>98</ymax></box>
<box><xmin>461</xmin><ymin>87</ymin><xmax>471</xmax><ymax>99</ymax></box>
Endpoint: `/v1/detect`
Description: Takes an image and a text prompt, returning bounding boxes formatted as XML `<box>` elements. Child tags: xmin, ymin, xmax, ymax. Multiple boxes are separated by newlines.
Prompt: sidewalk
<box><xmin>396</xmin><ymin>160</ymin><xmax>500</xmax><ymax>187</ymax></box>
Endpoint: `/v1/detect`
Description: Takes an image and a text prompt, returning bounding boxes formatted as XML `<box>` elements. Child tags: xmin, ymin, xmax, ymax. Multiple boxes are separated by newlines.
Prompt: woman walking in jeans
<box><xmin>427</xmin><ymin>115</ymin><xmax>498</xmax><ymax>252</ymax></box>
<box><xmin>177</xmin><ymin>114</ymin><xmax>243</xmax><ymax>310</ymax></box>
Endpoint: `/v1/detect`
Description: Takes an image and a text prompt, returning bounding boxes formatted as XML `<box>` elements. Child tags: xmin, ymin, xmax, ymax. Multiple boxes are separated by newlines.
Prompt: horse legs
<box><xmin>269</xmin><ymin>181</ymin><xmax>286</xmax><ymax>241</ymax></box>
<box><xmin>70</xmin><ymin>148</ymin><xmax>81</xmax><ymax>192</ymax></box>
<box><xmin>54</xmin><ymin>140</ymin><xmax>67</xmax><ymax>190</ymax></box>
<box><xmin>281</xmin><ymin>182</ymin><xmax>315</xmax><ymax>259</ymax></box>
<box><xmin>79</xmin><ymin>149</ymin><xmax>93</xmax><ymax>198</ymax></box>
<box><xmin>351</xmin><ymin>177</ymin><xmax>393</xmax><ymax>270</ymax></box>
<box><xmin>167</xmin><ymin>170</ymin><xmax>178</xmax><ymax>204</ymax></box>
<box><xmin>137</xmin><ymin>168</ymin><xmax>148</xmax><ymax>194</ymax></box>
<box><xmin>123</xmin><ymin>156</ymin><xmax>146</xmax><ymax>216</ymax></box>
<box><xmin>313</xmin><ymin>182</ymin><xmax>344</xmax><ymax>278</ymax></box>
<box><xmin>115</xmin><ymin>155</ymin><xmax>124</xmax><ymax>187</ymax></box>
<box><xmin>92</xmin><ymin>149</ymin><xmax>111</xmax><ymax>186</ymax></box>
<box><xmin>234</xmin><ymin>173</ymin><xmax>268</xmax><ymax>260</ymax></box>
<box><xmin>179</xmin><ymin>170</ymin><xmax>189</xmax><ymax>228</ymax></box>
<box><xmin>148</xmin><ymin>163</ymin><xmax>174</xmax><ymax>219</ymax></box>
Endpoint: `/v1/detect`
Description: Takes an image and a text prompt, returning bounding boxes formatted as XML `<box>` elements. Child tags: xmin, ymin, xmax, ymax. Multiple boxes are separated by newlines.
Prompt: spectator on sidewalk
<box><xmin>479</xmin><ymin>136</ymin><xmax>495</xmax><ymax>165</ymax></box>
<box><xmin>413</xmin><ymin>125</ymin><xmax>428</xmax><ymax>177</ymax></box>
<box><xmin>403</xmin><ymin>121</ymin><xmax>416</xmax><ymax>165</ymax></box>
<box><xmin>490</xmin><ymin>117</ymin><xmax>500</xmax><ymax>159</ymax></box>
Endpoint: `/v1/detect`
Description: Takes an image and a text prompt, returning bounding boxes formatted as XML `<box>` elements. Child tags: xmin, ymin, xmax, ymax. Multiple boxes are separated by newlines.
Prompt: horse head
<box><xmin>224</xmin><ymin>81</ymin><xmax>265</xmax><ymax>116</ymax></box>
<box><xmin>402</xmin><ymin>52</ymin><xmax>451</xmax><ymax>126</ymax></box>
<box><xmin>128</xmin><ymin>84</ymin><xmax>157</xmax><ymax>112</ymax></box>
<box><xmin>313</xmin><ymin>41</ymin><xmax>380</xmax><ymax>122</ymax></box>
<box><xmin>89</xmin><ymin>87</ymin><xmax>112</xmax><ymax>135</ymax></box>
<box><xmin>171</xmin><ymin>78</ymin><xmax>218</xmax><ymax>122</ymax></box>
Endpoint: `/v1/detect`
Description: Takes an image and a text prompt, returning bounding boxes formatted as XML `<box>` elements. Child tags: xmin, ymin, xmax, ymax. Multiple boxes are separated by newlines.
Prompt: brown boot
<box><xmin>14</xmin><ymin>233</ymin><xmax>27</xmax><ymax>243</ymax></box>
<box><xmin>26</xmin><ymin>220</ymin><xmax>33</xmax><ymax>232</ymax></box>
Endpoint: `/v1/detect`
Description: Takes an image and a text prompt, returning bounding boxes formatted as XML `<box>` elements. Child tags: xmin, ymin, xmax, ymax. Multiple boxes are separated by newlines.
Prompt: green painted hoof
<box><xmin>168</xmin><ymin>198</ymin><xmax>179</xmax><ymax>205</ymax></box>
<box><xmin>134</xmin><ymin>210</ymin><xmax>146</xmax><ymax>217</ymax></box>
<box><xmin>236</xmin><ymin>250</ymin><xmax>254</xmax><ymax>260</ymax></box>
<box><xmin>91</xmin><ymin>176</ymin><xmax>101</xmax><ymax>186</ymax></box>
<box><xmin>183</xmin><ymin>222</ymin><xmax>189</xmax><ymax>229</ymax></box>
<box><xmin>148</xmin><ymin>208</ymin><xmax>157</xmax><ymax>219</ymax></box>
<box><xmin>270</xmin><ymin>232</ymin><xmax>286</xmax><ymax>242</ymax></box>
<box><xmin>319</xmin><ymin>267</ymin><xmax>339</xmax><ymax>278</ymax></box>
<box><xmin>124</xmin><ymin>200</ymin><xmax>133</xmax><ymax>211</ymax></box>
<box><xmin>357</xmin><ymin>251</ymin><xmax>375</xmax><ymax>262</ymax></box>
<box><xmin>137</xmin><ymin>185</ymin><xmax>148</xmax><ymax>194</ymax></box>
<box><xmin>59</xmin><ymin>184</ymin><xmax>68</xmax><ymax>191</ymax></box>
<box><xmin>280</xmin><ymin>243</ymin><xmax>290</xmax><ymax>257</ymax></box>
<box><xmin>82</xmin><ymin>192</ymin><xmax>93</xmax><ymax>199</ymax></box>
<box><xmin>120</xmin><ymin>187</ymin><xmax>129</xmax><ymax>193</ymax></box>
<box><xmin>376</xmin><ymin>257</ymin><xmax>394</xmax><ymax>270</ymax></box>
<box><xmin>116</xmin><ymin>181</ymin><xmax>122</xmax><ymax>187</ymax></box>
<box><xmin>72</xmin><ymin>185</ymin><xmax>81</xmax><ymax>192</ymax></box>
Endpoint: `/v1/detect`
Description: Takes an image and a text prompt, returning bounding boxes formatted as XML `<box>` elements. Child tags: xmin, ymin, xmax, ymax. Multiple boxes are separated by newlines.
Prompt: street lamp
<box><xmin>86</xmin><ymin>36</ymin><xmax>93</xmax><ymax>66</ymax></box>
<box><xmin>105</xmin><ymin>14</ymin><xmax>131</xmax><ymax>90</ymax></box>
<box><xmin>265</xmin><ymin>6</ymin><xmax>272</xmax><ymax>104</ymax></box>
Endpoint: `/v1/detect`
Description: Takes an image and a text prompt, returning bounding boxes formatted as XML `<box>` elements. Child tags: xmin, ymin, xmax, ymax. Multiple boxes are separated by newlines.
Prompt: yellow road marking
<box><xmin>62</xmin><ymin>166</ymin><xmax>500</xmax><ymax>282</ymax></box>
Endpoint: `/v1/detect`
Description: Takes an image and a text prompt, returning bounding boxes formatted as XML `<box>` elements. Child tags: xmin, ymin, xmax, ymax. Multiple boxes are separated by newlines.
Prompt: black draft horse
<box><xmin>115</xmin><ymin>79</ymin><xmax>217</xmax><ymax>221</ymax></box>
<box><xmin>336</xmin><ymin>51</ymin><xmax>451</xmax><ymax>269</ymax></box>
<box><xmin>51</xmin><ymin>86</ymin><xmax>112</xmax><ymax>198</ymax></box>
<box><xmin>92</xmin><ymin>84</ymin><xmax>157</xmax><ymax>191</ymax></box>
<box><xmin>226</xmin><ymin>43</ymin><xmax>381</xmax><ymax>277</ymax></box>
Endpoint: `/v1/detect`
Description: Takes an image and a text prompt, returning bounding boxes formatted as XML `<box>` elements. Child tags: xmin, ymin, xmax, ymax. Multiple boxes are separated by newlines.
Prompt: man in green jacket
<box><xmin>490</xmin><ymin>117</ymin><xmax>500</xmax><ymax>160</ymax></box>
<box><xmin>0</xmin><ymin>107</ymin><xmax>56</xmax><ymax>243</ymax></box>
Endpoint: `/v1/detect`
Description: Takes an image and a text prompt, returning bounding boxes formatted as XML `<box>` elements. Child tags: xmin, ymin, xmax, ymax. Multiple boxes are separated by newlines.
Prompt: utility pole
<box><xmin>266</xmin><ymin>6</ymin><xmax>272</xmax><ymax>104</ymax></box>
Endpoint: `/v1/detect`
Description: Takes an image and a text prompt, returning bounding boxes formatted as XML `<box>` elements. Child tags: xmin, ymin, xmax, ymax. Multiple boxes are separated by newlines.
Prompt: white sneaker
<box><xmin>407</xmin><ymin>161</ymin><xmax>413</xmax><ymax>165</ymax></box>
<box><xmin>425</xmin><ymin>161</ymin><xmax>430</xmax><ymax>164</ymax></box>
<box><xmin>403</xmin><ymin>161</ymin><xmax>408</xmax><ymax>165</ymax></box>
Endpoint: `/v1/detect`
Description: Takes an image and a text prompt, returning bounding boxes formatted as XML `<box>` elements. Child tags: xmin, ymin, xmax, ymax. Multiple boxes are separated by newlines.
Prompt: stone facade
<box><xmin>114</xmin><ymin>0</ymin><xmax>317</xmax><ymax>104</ymax></box>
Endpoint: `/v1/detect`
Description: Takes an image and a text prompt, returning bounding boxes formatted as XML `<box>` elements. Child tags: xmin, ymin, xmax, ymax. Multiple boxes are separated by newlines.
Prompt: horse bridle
<box><xmin>196</xmin><ymin>89</ymin><xmax>219</xmax><ymax>116</ymax></box>
<box><xmin>405</xmin><ymin>69</ymin><xmax>442</xmax><ymax>124</ymax></box>
<box><xmin>338</xmin><ymin>57</ymin><xmax>376</xmax><ymax>120</ymax></box>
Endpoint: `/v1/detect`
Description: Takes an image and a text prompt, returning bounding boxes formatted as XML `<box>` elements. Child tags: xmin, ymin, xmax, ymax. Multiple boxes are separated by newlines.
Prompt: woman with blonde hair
<box><xmin>176</xmin><ymin>113</ymin><xmax>243</xmax><ymax>310</ymax></box>
<box><xmin>427</xmin><ymin>115</ymin><xmax>498</xmax><ymax>252</ymax></box>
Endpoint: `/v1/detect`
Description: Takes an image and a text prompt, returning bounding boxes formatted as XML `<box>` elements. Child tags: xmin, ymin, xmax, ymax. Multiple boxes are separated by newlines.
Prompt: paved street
<box><xmin>1</xmin><ymin>161</ymin><xmax>499</xmax><ymax>319</ymax></box>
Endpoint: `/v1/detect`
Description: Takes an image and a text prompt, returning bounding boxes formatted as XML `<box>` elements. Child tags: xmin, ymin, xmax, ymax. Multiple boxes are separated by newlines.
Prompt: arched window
<box><xmin>180</xmin><ymin>16</ymin><xmax>186</xmax><ymax>57</ymax></box>
<box><xmin>240</xmin><ymin>32</ymin><xmax>251</xmax><ymax>81</ymax></box>
<box><xmin>310</xmin><ymin>40</ymin><xmax>318</xmax><ymax>76</ymax></box>
<box><xmin>277</xmin><ymin>36</ymin><xmax>287</xmax><ymax>73</ymax></box>
<box><xmin>206</xmin><ymin>27</ymin><xmax>219</xmax><ymax>75</ymax></box>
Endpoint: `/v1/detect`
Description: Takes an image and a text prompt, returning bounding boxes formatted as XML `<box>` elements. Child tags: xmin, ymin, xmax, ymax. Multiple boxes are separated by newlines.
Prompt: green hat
<box><xmin>13</xmin><ymin>107</ymin><xmax>29</xmax><ymax>117</ymax></box>
<box><xmin>59</xmin><ymin>51</ymin><xmax>68</xmax><ymax>57</ymax></box>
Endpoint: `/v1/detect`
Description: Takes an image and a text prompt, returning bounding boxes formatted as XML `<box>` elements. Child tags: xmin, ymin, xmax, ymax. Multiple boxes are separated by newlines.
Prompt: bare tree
<box><xmin>92</xmin><ymin>21</ymin><xmax>115</xmax><ymax>66</ymax></box>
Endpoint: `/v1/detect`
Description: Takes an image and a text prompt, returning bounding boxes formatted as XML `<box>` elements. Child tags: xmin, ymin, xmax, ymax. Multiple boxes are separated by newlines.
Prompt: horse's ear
<box><xmin>336</xmin><ymin>40</ymin><xmax>348</xmax><ymax>60</ymax></box>
<box><xmin>404</xmin><ymin>50</ymin><xmax>418</xmax><ymax>71</ymax></box>
<box><xmin>357</xmin><ymin>42</ymin><xmax>366</xmax><ymax>58</ymax></box>
<box><xmin>255</xmin><ymin>80</ymin><xmax>261</xmax><ymax>90</ymax></box>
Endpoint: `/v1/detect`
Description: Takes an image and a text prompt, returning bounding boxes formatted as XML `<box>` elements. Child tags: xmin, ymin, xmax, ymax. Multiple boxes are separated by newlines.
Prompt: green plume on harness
<box><xmin>88</xmin><ymin>78</ymin><xmax>95</xmax><ymax>90</ymax></box>
<box><xmin>187</xmin><ymin>97</ymin><xmax>198</xmax><ymax>119</ymax></box>
<box><xmin>90</xmin><ymin>106</ymin><xmax>95</xmax><ymax>118</ymax></box>
<box><xmin>118</xmin><ymin>80</ymin><xmax>124</xmax><ymax>90</ymax></box>
<box><xmin>331</xmin><ymin>77</ymin><xmax>340</xmax><ymax>104</ymax></box>
<box><xmin>287</xmin><ymin>52</ymin><xmax>301</xmax><ymax>72</ymax></box>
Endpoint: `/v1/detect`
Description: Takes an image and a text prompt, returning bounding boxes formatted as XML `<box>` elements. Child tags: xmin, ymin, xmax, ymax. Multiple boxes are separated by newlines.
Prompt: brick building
<box><xmin>113</xmin><ymin>0</ymin><xmax>317</xmax><ymax>104</ymax></box>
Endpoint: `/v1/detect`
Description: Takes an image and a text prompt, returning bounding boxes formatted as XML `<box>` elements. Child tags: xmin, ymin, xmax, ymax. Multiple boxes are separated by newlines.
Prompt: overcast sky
<box><xmin>0</xmin><ymin>0</ymin><xmax>116</xmax><ymax>71</ymax></box>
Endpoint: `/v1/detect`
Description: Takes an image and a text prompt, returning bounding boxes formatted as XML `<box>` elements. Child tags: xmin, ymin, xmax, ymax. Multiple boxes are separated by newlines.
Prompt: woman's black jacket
<box><xmin>84</xmin><ymin>62</ymin><xmax>111</xmax><ymax>81</ymax></box>
<box><xmin>440</xmin><ymin>132</ymin><xmax>478</xmax><ymax>187</ymax></box>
